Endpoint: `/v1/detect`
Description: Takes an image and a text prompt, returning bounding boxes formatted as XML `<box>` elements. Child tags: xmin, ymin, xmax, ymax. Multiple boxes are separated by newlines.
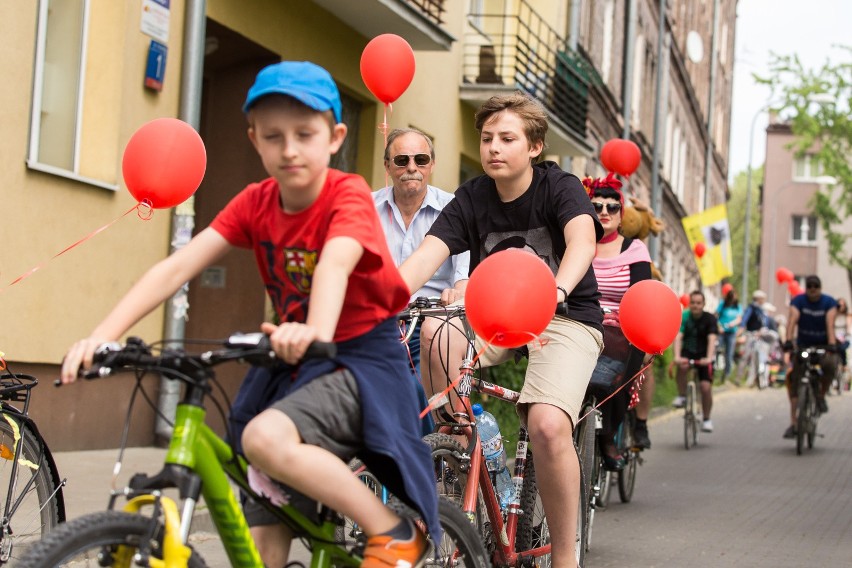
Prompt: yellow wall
<box><xmin>2</xmin><ymin>1</ymin><xmax>185</xmax><ymax>362</ymax></box>
<box><xmin>3</xmin><ymin>0</ymin><xmax>484</xmax><ymax>364</ymax></box>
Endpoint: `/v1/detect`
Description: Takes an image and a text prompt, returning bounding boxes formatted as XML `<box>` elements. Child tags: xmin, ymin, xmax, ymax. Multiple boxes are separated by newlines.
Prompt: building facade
<box><xmin>2</xmin><ymin>0</ymin><xmax>737</xmax><ymax>449</ymax></box>
<box><xmin>758</xmin><ymin>119</ymin><xmax>850</xmax><ymax>317</ymax></box>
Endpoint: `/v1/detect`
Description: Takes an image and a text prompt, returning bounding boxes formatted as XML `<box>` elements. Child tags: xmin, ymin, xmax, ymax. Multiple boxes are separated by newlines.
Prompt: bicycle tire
<box><xmin>684</xmin><ymin>381</ymin><xmax>696</xmax><ymax>450</ymax></box>
<box><xmin>618</xmin><ymin>415</ymin><xmax>638</xmax><ymax>503</ymax></box>
<box><xmin>15</xmin><ymin>510</ymin><xmax>208</xmax><ymax>567</ymax></box>
<box><xmin>0</xmin><ymin>415</ymin><xmax>60</xmax><ymax>563</ymax></box>
<box><xmin>597</xmin><ymin>467</ymin><xmax>612</xmax><ymax>511</ymax></box>
<box><xmin>422</xmin><ymin>433</ymin><xmax>491</xmax><ymax>552</ymax></box>
<box><xmin>796</xmin><ymin>382</ymin><xmax>809</xmax><ymax>455</ymax></box>
<box><xmin>336</xmin><ymin>458</ymin><xmax>383</xmax><ymax>553</ymax></box>
<box><xmin>573</xmin><ymin>404</ymin><xmax>595</xmax><ymax>555</ymax></box>
<box><xmin>387</xmin><ymin>496</ymin><xmax>490</xmax><ymax>568</ymax></box>
<box><xmin>807</xmin><ymin>384</ymin><xmax>817</xmax><ymax>450</ymax></box>
<box><xmin>516</xmin><ymin>449</ymin><xmax>557</xmax><ymax>568</ymax></box>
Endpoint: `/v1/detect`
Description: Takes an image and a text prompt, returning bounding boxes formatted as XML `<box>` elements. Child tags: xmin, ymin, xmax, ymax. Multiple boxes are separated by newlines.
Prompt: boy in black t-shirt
<box><xmin>399</xmin><ymin>92</ymin><xmax>603</xmax><ymax>565</ymax></box>
<box><xmin>673</xmin><ymin>290</ymin><xmax>719</xmax><ymax>432</ymax></box>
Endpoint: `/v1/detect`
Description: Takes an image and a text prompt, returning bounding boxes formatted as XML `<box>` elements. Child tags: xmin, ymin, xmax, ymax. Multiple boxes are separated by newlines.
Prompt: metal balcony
<box><xmin>460</xmin><ymin>2</ymin><xmax>592</xmax><ymax>156</ymax></box>
<box><xmin>310</xmin><ymin>0</ymin><xmax>454</xmax><ymax>50</ymax></box>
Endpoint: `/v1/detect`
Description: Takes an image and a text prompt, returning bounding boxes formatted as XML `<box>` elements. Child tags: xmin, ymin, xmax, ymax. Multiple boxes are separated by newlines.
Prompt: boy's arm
<box><xmin>554</xmin><ymin>214</ymin><xmax>597</xmax><ymax>303</ymax></box>
<box><xmin>61</xmin><ymin>228</ymin><xmax>232</xmax><ymax>382</ymax></box>
<box><xmin>399</xmin><ymin>235</ymin><xmax>452</xmax><ymax>299</ymax></box>
<box><xmin>262</xmin><ymin>235</ymin><xmax>363</xmax><ymax>364</ymax></box>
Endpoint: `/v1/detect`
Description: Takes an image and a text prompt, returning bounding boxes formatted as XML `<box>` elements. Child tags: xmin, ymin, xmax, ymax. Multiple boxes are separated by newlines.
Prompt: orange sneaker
<box><xmin>361</xmin><ymin>524</ymin><xmax>431</xmax><ymax>568</ymax></box>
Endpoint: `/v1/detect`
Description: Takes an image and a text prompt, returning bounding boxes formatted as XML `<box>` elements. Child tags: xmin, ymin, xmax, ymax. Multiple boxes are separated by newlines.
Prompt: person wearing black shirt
<box><xmin>672</xmin><ymin>290</ymin><xmax>718</xmax><ymax>432</ymax></box>
<box><xmin>399</xmin><ymin>92</ymin><xmax>603</xmax><ymax>566</ymax></box>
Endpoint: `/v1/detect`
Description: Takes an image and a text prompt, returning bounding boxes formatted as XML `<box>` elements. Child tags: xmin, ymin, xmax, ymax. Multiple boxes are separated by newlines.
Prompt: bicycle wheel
<box><xmin>15</xmin><ymin>510</ymin><xmax>208</xmax><ymax>567</ymax></box>
<box><xmin>0</xmin><ymin>415</ymin><xmax>60</xmax><ymax>563</ymax></box>
<box><xmin>336</xmin><ymin>458</ymin><xmax>383</xmax><ymax>553</ymax></box>
<box><xmin>618</xmin><ymin>416</ymin><xmax>638</xmax><ymax>504</ymax></box>
<box><xmin>423</xmin><ymin>433</ymin><xmax>491</xmax><ymax>554</ymax></box>
<box><xmin>517</xmin><ymin>449</ymin><xmax>556</xmax><ymax>568</ymax></box>
<box><xmin>597</xmin><ymin>465</ymin><xmax>612</xmax><ymax>511</ymax></box>
<box><xmin>807</xmin><ymin>384</ymin><xmax>818</xmax><ymax>450</ymax></box>
<box><xmin>573</xmin><ymin>404</ymin><xmax>595</xmax><ymax>555</ymax></box>
<box><xmin>684</xmin><ymin>381</ymin><xmax>696</xmax><ymax>450</ymax></box>
<box><xmin>796</xmin><ymin>382</ymin><xmax>810</xmax><ymax>456</ymax></box>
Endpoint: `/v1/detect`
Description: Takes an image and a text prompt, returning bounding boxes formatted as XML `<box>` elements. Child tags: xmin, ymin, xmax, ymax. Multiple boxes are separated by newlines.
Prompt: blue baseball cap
<box><xmin>243</xmin><ymin>61</ymin><xmax>342</xmax><ymax>122</ymax></box>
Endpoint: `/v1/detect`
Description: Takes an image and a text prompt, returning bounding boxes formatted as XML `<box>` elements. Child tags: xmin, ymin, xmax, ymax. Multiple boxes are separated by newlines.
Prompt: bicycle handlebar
<box><xmin>60</xmin><ymin>334</ymin><xmax>336</xmax><ymax>384</ymax></box>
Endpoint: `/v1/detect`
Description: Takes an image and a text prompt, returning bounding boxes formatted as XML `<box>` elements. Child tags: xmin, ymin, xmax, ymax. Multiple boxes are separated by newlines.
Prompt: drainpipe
<box><xmin>155</xmin><ymin>0</ymin><xmax>207</xmax><ymax>442</ymax></box>
<box><xmin>649</xmin><ymin>0</ymin><xmax>670</xmax><ymax>263</ymax></box>
<box><xmin>702</xmin><ymin>0</ymin><xmax>720</xmax><ymax>210</ymax></box>
<box><xmin>621</xmin><ymin>0</ymin><xmax>637</xmax><ymax>139</ymax></box>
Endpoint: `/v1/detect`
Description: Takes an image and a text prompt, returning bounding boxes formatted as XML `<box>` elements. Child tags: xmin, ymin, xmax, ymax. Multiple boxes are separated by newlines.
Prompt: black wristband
<box><xmin>557</xmin><ymin>286</ymin><xmax>569</xmax><ymax>303</ymax></box>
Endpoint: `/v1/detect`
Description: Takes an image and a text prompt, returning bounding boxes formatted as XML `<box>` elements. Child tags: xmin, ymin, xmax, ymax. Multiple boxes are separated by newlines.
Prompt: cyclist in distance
<box><xmin>583</xmin><ymin>173</ymin><xmax>653</xmax><ymax>463</ymax></box>
<box><xmin>373</xmin><ymin>127</ymin><xmax>470</xmax><ymax>434</ymax></box>
<box><xmin>715</xmin><ymin>287</ymin><xmax>742</xmax><ymax>382</ymax></box>
<box><xmin>399</xmin><ymin>91</ymin><xmax>604</xmax><ymax>567</ymax></box>
<box><xmin>60</xmin><ymin>61</ymin><xmax>439</xmax><ymax>568</ymax></box>
<box><xmin>672</xmin><ymin>291</ymin><xmax>718</xmax><ymax>433</ymax></box>
<box><xmin>782</xmin><ymin>275</ymin><xmax>838</xmax><ymax>438</ymax></box>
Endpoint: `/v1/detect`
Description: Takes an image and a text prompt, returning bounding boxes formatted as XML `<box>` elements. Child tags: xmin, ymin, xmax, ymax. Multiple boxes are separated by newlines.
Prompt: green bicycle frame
<box><xmin>161</xmin><ymin>403</ymin><xmax>360</xmax><ymax>568</ymax></box>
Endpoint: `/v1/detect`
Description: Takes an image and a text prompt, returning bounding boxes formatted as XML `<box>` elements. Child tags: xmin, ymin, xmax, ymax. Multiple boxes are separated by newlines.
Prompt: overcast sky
<box><xmin>727</xmin><ymin>0</ymin><xmax>851</xmax><ymax>181</ymax></box>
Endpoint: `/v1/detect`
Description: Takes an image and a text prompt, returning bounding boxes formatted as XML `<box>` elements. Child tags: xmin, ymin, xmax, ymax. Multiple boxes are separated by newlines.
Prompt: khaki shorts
<box><xmin>475</xmin><ymin>316</ymin><xmax>603</xmax><ymax>428</ymax></box>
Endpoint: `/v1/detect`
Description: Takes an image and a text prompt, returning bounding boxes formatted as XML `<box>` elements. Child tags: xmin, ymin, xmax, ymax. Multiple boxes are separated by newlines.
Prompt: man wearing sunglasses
<box><xmin>782</xmin><ymin>275</ymin><xmax>838</xmax><ymax>438</ymax></box>
<box><xmin>373</xmin><ymin>128</ymin><xmax>470</xmax><ymax>433</ymax></box>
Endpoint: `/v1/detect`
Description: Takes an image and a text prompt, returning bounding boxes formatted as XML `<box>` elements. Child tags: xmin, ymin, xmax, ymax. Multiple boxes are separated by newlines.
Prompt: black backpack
<box><xmin>745</xmin><ymin>305</ymin><xmax>764</xmax><ymax>331</ymax></box>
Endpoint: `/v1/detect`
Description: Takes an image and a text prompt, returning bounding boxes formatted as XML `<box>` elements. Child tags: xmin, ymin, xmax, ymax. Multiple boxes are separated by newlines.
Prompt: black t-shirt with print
<box><xmin>427</xmin><ymin>161</ymin><xmax>604</xmax><ymax>333</ymax></box>
<box><xmin>681</xmin><ymin>311</ymin><xmax>718</xmax><ymax>358</ymax></box>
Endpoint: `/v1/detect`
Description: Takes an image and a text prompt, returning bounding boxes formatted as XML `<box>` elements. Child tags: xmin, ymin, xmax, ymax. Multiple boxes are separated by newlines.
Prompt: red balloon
<box><xmin>465</xmin><ymin>249</ymin><xmax>556</xmax><ymax>348</ymax></box>
<box><xmin>600</xmin><ymin>139</ymin><xmax>641</xmax><ymax>177</ymax></box>
<box><xmin>122</xmin><ymin>118</ymin><xmax>206</xmax><ymax>209</ymax></box>
<box><xmin>694</xmin><ymin>242</ymin><xmax>707</xmax><ymax>258</ymax></box>
<box><xmin>679</xmin><ymin>294</ymin><xmax>690</xmax><ymax>308</ymax></box>
<box><xmin>621</xmin><ymin>281</ymin><xmax>683</xmax><ymax>354</ymax></box>
<box><xmin>788</xmin><ymin>281</ymin><xmax>804</xmax><ymax>296</ymax></box>
<box><xmin>360</xmin><ymin>34</ymin><xmax>416</xmax><ymax>104</ymax></box>
<box><xmin>721</xmin><ymin>283</ymin><xmax>733</xmax><ymax>296</ymax></box>
<box><xmin>775</xmin><ymin>267</ymin><xmax>794</xmax><ymax>284</ymax></box>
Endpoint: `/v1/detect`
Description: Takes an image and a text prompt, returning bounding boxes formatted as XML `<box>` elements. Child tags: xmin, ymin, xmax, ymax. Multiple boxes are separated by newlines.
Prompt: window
<box><xmin>793</xmin><ymin>155</ymin><xmax>824</xmax><ymax>180</ymax></box>
<box><xmin>790</xmin><ymin>215</ymin><xmax>817</xmax><ymax>245</ymax></box>
<box><xmin>601</xmin><ymin>0</ymin><xmax>615</xmax><ymax>83</ymax></box>
<box><xmin>28</xmin><ymin>0</ymin><xmax>126</xmax><ymax>190</ymax></box>
<box><xmin>29</xmin><ymin>0</ymin><xmax>88</xmax><ymax>174</ymax></box>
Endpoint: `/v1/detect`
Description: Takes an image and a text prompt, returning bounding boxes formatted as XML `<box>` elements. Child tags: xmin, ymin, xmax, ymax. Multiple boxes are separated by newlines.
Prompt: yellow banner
<box><xmin>681</xmin><ymin>204</ymin><xmax>734</xmax><ymax>286</ymax></box>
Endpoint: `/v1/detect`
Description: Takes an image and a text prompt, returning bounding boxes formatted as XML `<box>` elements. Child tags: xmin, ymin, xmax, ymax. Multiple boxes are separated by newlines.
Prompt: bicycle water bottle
<box><xmin>472</xmin><ymin>403</ymin><xmax>514</xmax><ymax>510</ymax></box>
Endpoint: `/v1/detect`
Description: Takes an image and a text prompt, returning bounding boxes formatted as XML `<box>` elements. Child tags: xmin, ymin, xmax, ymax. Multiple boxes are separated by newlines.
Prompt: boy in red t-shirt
<box><xmin>61</xmin><ymin>61</ymin><xmax>437</xmax><ymax>568</ymax></box>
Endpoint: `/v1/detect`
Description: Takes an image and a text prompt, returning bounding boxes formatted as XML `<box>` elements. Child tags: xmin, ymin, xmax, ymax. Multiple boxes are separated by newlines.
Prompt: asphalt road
<box><xmin>585</xmin><ymin>386</ymin><xmax>852</xmax><ymax>567</ymax></box>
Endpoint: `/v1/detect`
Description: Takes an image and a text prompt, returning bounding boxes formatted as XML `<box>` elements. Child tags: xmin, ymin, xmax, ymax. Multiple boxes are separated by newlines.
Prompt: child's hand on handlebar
<box><xmin>440</xmin><ymin>287</ymin><xmax>463</xmax><ymax>306</ymax></box>
<box><xmin>260</xmin><ymin>321</ymin><xmax>319</xmax><ymax>365</ymax></box>
<box><xmin>60</xmin><ymin>337</ymin><xmax>112</xmax><ymax>384</ymax></box>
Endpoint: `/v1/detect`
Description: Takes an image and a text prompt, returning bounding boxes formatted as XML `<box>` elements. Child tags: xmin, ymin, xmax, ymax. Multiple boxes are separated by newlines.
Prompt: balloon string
<box><xmin>575</xmin><ymin>356</ymin><xmax>656</xmax><ymax>425</ymax></box>
<box><xmin>418</xmin><ymin>330</ymin><xmax>543</xmax><ymax>419</ymax></box>
<box><xmin>379</xmin><ymin>103</ymin><xmax>392</xmax><ymax>190</ymax></box>
<box><xmin>0</xmin><ymin>200</ymin><xmax>153</xmax><ymax>293</ymax></box>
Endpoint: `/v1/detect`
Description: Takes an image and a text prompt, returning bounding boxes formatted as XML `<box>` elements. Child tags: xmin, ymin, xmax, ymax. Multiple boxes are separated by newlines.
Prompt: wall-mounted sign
<box><xmin>141</xmin><ymin>0</ymin><xmax>170</xmax><ymax>44</ymax></box>
<box><xmin>144</xmin><ymin>40</ymin><xmax>168</xmax><ymax>92</ymax></box>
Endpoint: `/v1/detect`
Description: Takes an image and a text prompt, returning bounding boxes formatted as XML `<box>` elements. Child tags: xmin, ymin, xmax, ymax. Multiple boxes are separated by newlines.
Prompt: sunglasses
<box><xmin>591</xmin><ymin>201</ymin><xmax>622</xmax><ymax>215</ymax></box>
<box><xmin>806</xmin><ymin>284</ymin><xmax>820</xmax><ymax>289</ymax></box>
<box><xmin>391</xmin><ymin>153</ymin><xmax>431</xmax><ymax>167</ymax></box>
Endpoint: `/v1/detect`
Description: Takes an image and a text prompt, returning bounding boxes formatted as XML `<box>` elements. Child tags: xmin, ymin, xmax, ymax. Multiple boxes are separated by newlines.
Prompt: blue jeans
<box><xmin>721</xmin><ymin>331</ymin><xmax>737</xmax><ymax>377</ymax></box>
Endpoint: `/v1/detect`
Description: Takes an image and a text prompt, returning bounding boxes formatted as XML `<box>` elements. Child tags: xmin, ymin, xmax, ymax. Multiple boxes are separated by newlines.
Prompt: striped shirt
<box><xmin>592</xmin><ymin>239</ymin><xmax>652</xmax><ymax>313</ymax></box>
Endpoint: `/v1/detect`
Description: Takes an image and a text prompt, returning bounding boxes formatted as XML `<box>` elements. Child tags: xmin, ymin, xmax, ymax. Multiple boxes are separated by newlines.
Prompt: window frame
<box><xmin>789</xmin><ymin>214</ymin><xmax>818</xmax><ymax>246</ymax></box>
<box><xmin>27</xmin><ymin>0</ymin><xmax>117</xmax><ymax>191</ymax></box>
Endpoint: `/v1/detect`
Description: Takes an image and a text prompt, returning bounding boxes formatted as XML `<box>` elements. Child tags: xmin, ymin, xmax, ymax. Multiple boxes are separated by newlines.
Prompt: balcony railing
<box><xmin>462</xmin><ymin>2</ymin><xmax>591</xmax><ymax>138</ymax></box>
<box><xmin>406</xmin><ymin>0</ymin><xmax>446</xmax><ymax>26</ymax></box>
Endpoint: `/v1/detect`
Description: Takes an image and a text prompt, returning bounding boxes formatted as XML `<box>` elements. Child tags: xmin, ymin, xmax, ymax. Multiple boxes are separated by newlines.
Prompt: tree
<box><xmin>728</xmin><ymin>167</ymin><xmax>763</xmax><ymax>301</ymax></box>
<box><xmin>755</xmin><ymin>46</ymin><xmax>852</xmax><ymax>292</ymax></box>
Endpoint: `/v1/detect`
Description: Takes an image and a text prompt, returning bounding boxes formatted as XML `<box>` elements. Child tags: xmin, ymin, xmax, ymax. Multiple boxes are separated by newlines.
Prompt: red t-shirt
<box><xmin>210</xmin><ymin>169</ymin><xmax>410</xmax><ymax>342</ymax></box>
